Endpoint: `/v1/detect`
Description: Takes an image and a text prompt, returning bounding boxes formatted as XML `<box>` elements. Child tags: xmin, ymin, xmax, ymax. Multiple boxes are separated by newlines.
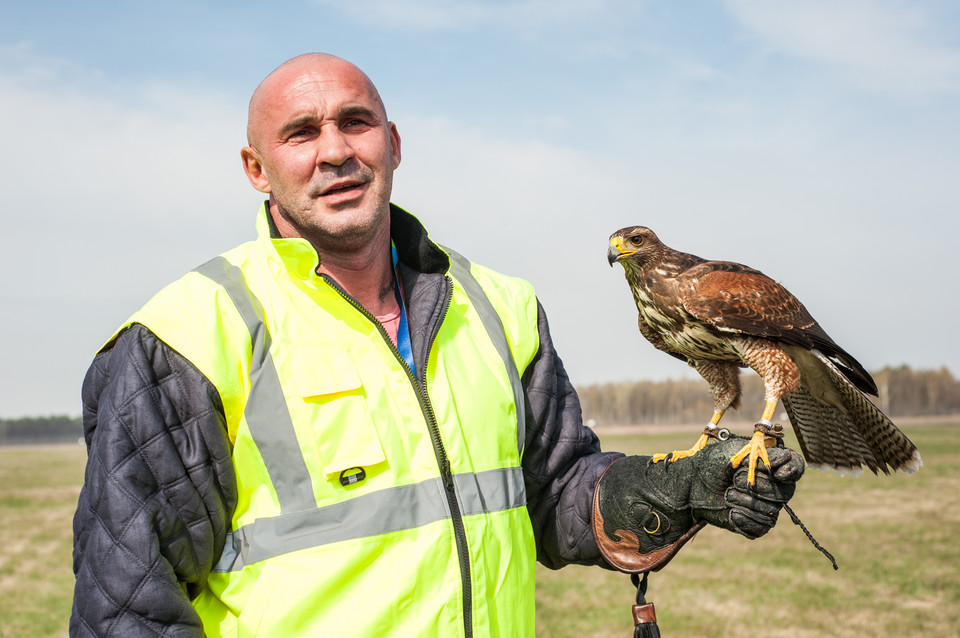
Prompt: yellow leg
<box><xmin>758</xmin><ymin>400</ymin><xmax>777</xmax><ymax>424</ymax></box>
<box><xmin>651</xmin><ymin>410</ymin><xmax>726</xmax><ymax>463</ymax></box>
<box><xmin>708</xmin><ymin>410</ymin><xmax>726</xmax><ymax>427</ymax></box>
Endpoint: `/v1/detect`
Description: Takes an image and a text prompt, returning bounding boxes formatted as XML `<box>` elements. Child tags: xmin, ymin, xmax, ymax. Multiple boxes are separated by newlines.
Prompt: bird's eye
<box><xmin>629</xmin><ymin>234</ymin><xmax>643</xmax><ymax>245</ymax></box>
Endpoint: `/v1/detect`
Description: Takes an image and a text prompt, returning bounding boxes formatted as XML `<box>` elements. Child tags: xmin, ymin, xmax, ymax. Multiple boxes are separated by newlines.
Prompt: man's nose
<box><xmin>316</xmin><ymin>127</ymin><xmax>356</xmax><ymax>166</ymax></box>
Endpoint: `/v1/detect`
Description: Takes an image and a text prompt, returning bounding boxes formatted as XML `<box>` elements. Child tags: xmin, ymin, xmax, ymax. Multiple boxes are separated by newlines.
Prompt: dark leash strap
<box><xmin>630</xmin><ymin>572</ymin><xmax>661</xmax><ymax>638</ymax></box>
<box><xmin>784</xmin><ymin>503</ymin><xmax>839</xmax><ymax>570</ymax></box>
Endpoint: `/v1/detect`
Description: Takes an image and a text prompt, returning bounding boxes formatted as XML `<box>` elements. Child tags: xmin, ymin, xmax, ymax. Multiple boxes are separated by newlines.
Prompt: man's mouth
<box><xmin>320</xmin><ymin>180</ymin><xmax>365</xmax><ymax>197</ymax></box>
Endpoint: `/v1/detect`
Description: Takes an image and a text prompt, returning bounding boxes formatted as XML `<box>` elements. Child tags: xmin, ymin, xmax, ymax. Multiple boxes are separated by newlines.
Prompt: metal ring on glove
<box><xmin>643</xmin><ymin>511</ymin><xmax>662</xmax><ymax>535</ymax></box>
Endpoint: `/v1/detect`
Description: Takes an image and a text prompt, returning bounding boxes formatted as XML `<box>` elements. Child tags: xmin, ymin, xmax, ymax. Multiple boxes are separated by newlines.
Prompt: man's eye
<box><xmin>342</xmin><ymin>118</ymin><xmax>370</xmax><ymax>130</ymax></box>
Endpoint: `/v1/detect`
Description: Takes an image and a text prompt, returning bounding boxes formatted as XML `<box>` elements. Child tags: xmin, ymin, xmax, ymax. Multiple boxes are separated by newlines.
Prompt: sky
<box><xmin>1</xmin><ymin>0</ymin><xmax>958</xmax><ymax>418</ymax></box>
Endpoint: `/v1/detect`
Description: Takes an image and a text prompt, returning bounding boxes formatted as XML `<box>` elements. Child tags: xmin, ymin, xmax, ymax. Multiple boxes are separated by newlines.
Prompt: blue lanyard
<box><xmin>392</xmin><ymin>243</ymin><xmax>416</xmax><ymax>379</ymax></box>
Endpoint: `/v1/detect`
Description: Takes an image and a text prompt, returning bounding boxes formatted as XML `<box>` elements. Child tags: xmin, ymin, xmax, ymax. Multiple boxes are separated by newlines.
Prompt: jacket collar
<box><xmin>256</xmin><ymin>201</ymin><xmax>451</xmax><ymax>280</ymax></box>
<box><xmin>389</xmin><ymin>203</ymin><xmax>450</xmax><ymax>275</ymax></box>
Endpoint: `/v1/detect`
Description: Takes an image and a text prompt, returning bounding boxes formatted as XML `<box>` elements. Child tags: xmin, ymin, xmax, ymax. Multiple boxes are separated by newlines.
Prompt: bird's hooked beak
<box><xmin>608</xmin><ymin>237</ymin><xmax>631</xmax><ymax>267</ymax></box>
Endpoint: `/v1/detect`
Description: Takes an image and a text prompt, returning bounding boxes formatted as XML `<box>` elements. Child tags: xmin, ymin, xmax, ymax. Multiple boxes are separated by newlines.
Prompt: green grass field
<box><xmin>1</xmin><ymin>424</ymin><xmax>957</xmax><ymax>637</ymax></box>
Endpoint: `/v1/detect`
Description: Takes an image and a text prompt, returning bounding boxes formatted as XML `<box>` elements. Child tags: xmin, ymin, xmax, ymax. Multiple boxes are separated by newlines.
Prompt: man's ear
<box><xmin>241</xmin><ymin>147</ymin><xmax>272</xmax><ymax>193</ymax></box>
<box><xmin>389</xmin><ymin>122</ymin><xmax>401</xmax><ymax>169</ymax></box>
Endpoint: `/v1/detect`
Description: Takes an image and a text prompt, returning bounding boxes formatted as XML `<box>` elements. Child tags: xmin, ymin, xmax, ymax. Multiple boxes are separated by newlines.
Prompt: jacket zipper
<box><xmin>321</xmin><ymin>274</ymin><xmax>473</xmax><ymax>638</ymax></box>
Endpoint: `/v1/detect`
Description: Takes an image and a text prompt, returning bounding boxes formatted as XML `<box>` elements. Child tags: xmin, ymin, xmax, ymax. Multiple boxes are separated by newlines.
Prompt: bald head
<box><xmin>238</xmin><ymin>52</ymin><xmax>401</xmax><ymax>263</ymax></box>
<box><xmin>246</xmin><ymin>53</ymin><xmax>388</xmax><ymax>150</ymax></box>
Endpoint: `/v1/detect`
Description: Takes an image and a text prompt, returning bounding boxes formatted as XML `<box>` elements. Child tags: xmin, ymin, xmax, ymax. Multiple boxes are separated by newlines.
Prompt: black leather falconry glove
<box><xmin>592</xmin><ymin>435</ymin><xmax>804</xmax><ymax>573</ymax></box>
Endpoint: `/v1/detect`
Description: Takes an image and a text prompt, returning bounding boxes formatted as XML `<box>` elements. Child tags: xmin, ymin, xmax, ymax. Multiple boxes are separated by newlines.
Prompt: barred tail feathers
<box><xmin>782</xmin><ymin>348</ymin><xmax>922</xmax><ymax>476</ymax></box>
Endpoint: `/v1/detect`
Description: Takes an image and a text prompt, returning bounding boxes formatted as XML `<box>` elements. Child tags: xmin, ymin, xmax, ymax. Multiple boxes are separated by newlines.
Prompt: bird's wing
<box><xmin>678</xmin><ymin>263</ymin><xmax>878</xmax><ymax>394</ymax></box>
<box><xmin>678</xmin><ymin>263</ymin><xmax>819</xmax><ymax>344</ymax></box>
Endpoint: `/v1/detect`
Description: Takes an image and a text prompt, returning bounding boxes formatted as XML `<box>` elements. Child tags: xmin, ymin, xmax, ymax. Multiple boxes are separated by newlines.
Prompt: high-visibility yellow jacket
<box><xmin>71</xmin><ymin>203</ymin><xmax>619</xmax><ymax>637</ymax></box>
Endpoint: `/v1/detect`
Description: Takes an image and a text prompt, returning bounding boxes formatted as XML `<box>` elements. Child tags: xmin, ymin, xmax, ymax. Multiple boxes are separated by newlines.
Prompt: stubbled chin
<box><xmin>303</xmin><ymin>205</ymin><xmax>390</xmax><ymax>251</ymax></box>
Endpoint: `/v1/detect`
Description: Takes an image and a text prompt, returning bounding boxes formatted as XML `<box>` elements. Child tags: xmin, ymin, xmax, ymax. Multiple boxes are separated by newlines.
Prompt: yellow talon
<box><xmin>651</xmin><ymin>432</ymin><xmax>712</xmax><ymax>464</ymax></box>
<box><xmin>730</xmin><ymin>427</ymin><xmax>777</xmax><ymax>485</ymax></box>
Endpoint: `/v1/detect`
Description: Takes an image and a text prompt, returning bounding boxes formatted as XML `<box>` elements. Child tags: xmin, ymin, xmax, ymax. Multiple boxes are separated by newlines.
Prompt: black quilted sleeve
<box><xmin>71</xmin><ymin>324</ymin><xmax>237</xmax><ymax>637</ymax></box>
<box><xmin>521</xmin><ymin>302</ymin><xmax>623</xmax><ymax>569</ymax></box>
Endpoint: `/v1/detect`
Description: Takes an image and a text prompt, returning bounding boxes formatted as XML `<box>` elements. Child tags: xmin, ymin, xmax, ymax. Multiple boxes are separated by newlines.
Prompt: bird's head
<box><xmin>607</xmin><ymin>226</ymin><xmax>663</xmax><ymax>270</ymax></box>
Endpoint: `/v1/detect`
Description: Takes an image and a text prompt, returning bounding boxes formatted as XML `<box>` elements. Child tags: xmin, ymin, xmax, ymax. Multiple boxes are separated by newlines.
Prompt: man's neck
<box><xmin>317</xmin><ymin>239</ymin><xmax>397</xmax><ymax>317</ymax></box>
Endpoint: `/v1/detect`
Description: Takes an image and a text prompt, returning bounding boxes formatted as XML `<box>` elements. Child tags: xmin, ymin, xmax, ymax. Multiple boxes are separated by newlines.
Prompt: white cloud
<box><xmin>308</xmin><ymin>0</ymin><xmax>627</xmax><ymax>33</ymax></box>
<box><xmin>0</xmin><ymin>48</ymin><xmax>258</xmax><ymax>298</ymax></box>
<box><xmin>670</xmin><ymin>58</ymin><xmax>731</xmax><ymax>82</ymax></box>
<box><xmin>0</xmin><ymin>48</ymin><xmax>259</xmax><ymax>416</ymax></box>
<box><xmin>725</xmin><ymin>0</ymin><xmax>960</xmax><ymax>93</ymax></box>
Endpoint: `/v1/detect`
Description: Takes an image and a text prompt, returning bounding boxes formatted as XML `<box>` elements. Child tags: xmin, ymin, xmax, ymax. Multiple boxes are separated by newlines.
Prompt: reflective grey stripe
<box><xmin>455</xmin><ymin>465</ymin><xmax>526</xmax><ymax>518</ymax></box>
<box><xmin>444</xmin><ymin>248</ymin><xmax>527</xmax><ymax>456</ymax></box>
<box><xmin>213</xmin><ymin>466</ymin><xmax>525</xmax><ymax>572</ymax></box>
<box><xmin>193</xmin><ymin>257</ymin><xmax>316</xmax><ymax>513</ymax></box>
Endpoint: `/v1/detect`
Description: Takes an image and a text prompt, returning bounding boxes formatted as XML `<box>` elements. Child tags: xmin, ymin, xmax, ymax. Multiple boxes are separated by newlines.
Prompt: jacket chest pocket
<box><xmin>291</xmin><ymin>345</ymin><xmax>388</xmax><ymax>482</ymax></box>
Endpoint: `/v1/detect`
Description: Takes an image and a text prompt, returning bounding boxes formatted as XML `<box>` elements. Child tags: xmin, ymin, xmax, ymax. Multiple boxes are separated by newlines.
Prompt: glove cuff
<box><xmin>591</xmin><ymin>457</ymin><xmax>706</xmax><ymax>573</ymax></box>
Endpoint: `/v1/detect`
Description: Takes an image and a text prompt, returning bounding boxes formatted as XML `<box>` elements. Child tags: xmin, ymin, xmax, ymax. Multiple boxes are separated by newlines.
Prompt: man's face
<box><xmin>243</xmin><ymin>58</ymin><xmax>401</xmax><ymax>253</ymax></box>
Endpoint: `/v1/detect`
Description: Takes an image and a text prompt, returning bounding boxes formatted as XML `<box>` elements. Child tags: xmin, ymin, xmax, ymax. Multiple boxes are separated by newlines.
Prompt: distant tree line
<box><xmin>3</xmin><ymin>365</ymin><xmax>957</xmax><ymax>443</ymax></box>
<box><xmin>0</xmin><ymin>415</ymin><xmax>83</xmax><ymax>445</ymax></box>
<box><xmin>577</xmin><ymin>365</ymin><xmax>960</xmax><ymax>427</ymax></box>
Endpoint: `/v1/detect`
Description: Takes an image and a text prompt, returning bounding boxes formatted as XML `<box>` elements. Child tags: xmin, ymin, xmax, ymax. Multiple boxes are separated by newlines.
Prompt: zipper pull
<box><xmin>442</xmin><ymin>460</ymin><xmax>455</xmax><ymax>492</ymax></box>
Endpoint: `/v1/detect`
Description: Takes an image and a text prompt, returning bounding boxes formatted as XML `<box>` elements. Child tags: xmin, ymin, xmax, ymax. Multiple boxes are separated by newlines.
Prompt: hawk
<box><xmin>607</xmin><ymin>226</ymin><xmax>921</xmax><ymax>484</ymax></box>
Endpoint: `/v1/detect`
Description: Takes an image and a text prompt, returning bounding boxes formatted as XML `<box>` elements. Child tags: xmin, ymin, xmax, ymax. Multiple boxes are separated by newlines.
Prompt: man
<box><xmin>71</xmin><ymin>53</ymin><xmax>804</xmax><ymax>637</ymax></box>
